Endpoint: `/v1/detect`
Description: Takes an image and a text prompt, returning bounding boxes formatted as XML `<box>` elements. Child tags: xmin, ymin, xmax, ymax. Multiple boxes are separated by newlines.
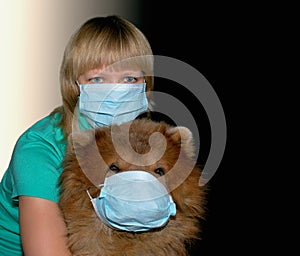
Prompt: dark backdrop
<box><xmin>140</xmin><ymin>3</ymin><xmax>244</xmax><ymax>255</ymax></box>
<box><xmin>139</xmin><ymin>2</ymin><xmax>294</xmax><ymax>255</ymax></box>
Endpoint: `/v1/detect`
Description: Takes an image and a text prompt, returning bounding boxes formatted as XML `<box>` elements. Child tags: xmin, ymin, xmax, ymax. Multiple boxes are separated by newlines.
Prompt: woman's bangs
<box><xmin>74</xmin><ymin>29</ymin><xmax>153</xmax><ymax>77</ymax></box>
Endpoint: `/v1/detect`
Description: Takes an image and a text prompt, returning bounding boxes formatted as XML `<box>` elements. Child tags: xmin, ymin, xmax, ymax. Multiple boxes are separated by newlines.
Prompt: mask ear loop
<box><xmin>86</xmin><ymin>189</ymin><xmax>93</xmax><ymax>200</ymax></box>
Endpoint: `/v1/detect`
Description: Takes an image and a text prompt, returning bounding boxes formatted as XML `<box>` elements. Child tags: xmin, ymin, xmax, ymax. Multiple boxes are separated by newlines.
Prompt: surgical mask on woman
<box><xmin>78</xmin><ymin>82</ymin><xmax>148</xmax><ymax>127</ymax></box>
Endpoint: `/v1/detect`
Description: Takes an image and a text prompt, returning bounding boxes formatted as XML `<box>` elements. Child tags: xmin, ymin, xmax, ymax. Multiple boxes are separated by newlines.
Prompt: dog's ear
<box><xmin>69</xmin><ymin>130</ymin><xmax>94</xmax><ymax>148</ymax></box>
<box><xmin>166</xmin><ymin>126</ymin><xmax>196</xmax><ymax>159</ymax></box>
<box><xmin>66</xmin><ymin>130</ymin><xmax>95</xmax><ymax>161</ymax></box>
<box><xmin>67</xmin><ymin>130</ymin><xmax>108</xmax><ymax>186</ymax></box>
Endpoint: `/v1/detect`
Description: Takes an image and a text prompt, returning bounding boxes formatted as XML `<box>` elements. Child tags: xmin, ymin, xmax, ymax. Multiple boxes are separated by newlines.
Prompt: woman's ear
<box><xmin>166</xmin><ymin>126</ymin><xmax>196</xmax><ymax>159</ymax></box>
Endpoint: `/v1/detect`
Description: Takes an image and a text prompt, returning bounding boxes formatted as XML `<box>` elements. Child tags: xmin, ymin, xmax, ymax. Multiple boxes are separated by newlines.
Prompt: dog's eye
<box><xmin>109</xmin><ymin>164</ymin><xmax>120</xmax><ymax>173</ymax></box>
<box><xmin>154</xmin><ymin>168</ymin><xmax>165</xmax><ymax>176</ymax></box>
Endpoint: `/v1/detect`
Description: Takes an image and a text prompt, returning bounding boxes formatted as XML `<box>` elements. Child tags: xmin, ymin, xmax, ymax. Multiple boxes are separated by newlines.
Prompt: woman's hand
<box><xmin>19</xmin><ymin>196</ymin><xmax>71</xmax><ymax>256</ymax></box>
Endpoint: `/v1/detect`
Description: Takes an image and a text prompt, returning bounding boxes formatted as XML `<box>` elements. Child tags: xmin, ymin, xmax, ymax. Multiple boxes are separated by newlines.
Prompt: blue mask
<box><xmin>78</xmin><ymin>83</ymin><xmax>148</xmax><ymax>127</ymax></box>
<box><xmin>87</xmin><ymin>171</ymin><xmax>176</xmax><ymax>232</ymax></box>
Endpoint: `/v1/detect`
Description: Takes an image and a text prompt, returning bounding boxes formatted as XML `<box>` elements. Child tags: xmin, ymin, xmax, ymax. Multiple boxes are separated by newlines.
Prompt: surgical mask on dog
<box><xmin>86</xmin><ymin>171</ymin><xmax>176</xmax><ymax>232</ymax></box>
<box><xmin>78</xmin><ymin>83</ymin><xmax>148</xmax><ymax>127</ymax></box>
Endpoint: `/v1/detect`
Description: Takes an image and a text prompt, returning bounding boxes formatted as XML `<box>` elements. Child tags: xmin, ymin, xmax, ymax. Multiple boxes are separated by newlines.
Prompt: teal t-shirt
<box><xmin>0</xmin><ymin>112</ymin><xmax>91</xmax><ymax>255</ymax></box>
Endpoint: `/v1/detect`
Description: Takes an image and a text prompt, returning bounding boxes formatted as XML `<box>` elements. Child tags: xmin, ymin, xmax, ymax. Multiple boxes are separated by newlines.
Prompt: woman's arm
<box><xmin>19</xmin><ymin>196</ymin><xmax>71</xmax><ymax>256</ymax></box>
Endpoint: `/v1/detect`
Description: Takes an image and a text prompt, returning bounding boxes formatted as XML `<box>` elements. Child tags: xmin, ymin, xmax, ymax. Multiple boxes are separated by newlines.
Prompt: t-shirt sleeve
<box><xmin>10</xmin><ymin>129</ymin><xmax>64</xmax><ymax>203</ymax></box>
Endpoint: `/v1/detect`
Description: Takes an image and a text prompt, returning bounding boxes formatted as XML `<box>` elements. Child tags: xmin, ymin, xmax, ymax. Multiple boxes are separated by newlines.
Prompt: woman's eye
<box><xmin>123</xmin><ymin>76</ymin><xmax>137</xmax><ymax>83</ymax></box>
<box><xmin>89</xmin><ymin>77</ymin><xmax>103</xmax><ymax>83</ymax></box>
<box><xmin>154</xmin><ymin>168</ymin><xmax>165</xmax><ymax>176</ymax></box>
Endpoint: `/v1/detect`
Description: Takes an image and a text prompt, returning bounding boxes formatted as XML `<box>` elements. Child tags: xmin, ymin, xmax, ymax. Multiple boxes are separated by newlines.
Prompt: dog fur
<box><xmin>59</xmin><ymin>118</ymin><xmax>206</xmax><ymax>256</ymax></box>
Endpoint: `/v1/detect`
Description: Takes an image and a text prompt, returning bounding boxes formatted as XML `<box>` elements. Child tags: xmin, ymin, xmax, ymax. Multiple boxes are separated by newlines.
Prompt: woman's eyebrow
<box><xmin>120</xmin><ymin>71</ymin><xmax>143</xmax><ymax>76</ymax></box>
<box><xmin>85</xmin><ymin>69</ymin><xmax>143</xmax><ymax>77</ymax></box>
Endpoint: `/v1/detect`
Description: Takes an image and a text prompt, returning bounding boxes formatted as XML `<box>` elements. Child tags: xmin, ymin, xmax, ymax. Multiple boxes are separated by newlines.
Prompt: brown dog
<box><xmin>59</xmin><ymin>118</ymin><xmax>206</xmax><ymax>256</ymax></box>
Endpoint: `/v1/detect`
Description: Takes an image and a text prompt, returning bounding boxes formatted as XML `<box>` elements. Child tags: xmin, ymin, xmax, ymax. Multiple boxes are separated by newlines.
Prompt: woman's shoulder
<box><xmin>17</xmin><ymin>112</ymin><xmax>65</xmax><ymax>149</ymax></box>
<box><xmin>29</xmin><ymin>112</ymin><xmax>61</xmax><ymax>131</ymax></box>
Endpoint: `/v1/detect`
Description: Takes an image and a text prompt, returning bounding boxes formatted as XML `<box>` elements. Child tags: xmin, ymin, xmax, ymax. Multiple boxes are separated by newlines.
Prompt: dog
<box><xmin>59</xmin><ymin>118</ymin><xmax>206</xmax><ymax>256</ymax></box>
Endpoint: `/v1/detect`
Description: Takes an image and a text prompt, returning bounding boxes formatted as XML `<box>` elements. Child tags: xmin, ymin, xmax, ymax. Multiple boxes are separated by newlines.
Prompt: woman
<box><xmin>0</xmin><ymin>15</ymin><xmax>154</xmax><ymax>255</ymax></box>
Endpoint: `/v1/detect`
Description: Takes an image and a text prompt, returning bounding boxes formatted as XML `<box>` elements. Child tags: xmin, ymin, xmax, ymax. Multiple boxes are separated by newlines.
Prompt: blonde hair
<box><xmin>53</xmin><ymin>15</ymin><xmax>154</xmax><ymax>137</ymax></box>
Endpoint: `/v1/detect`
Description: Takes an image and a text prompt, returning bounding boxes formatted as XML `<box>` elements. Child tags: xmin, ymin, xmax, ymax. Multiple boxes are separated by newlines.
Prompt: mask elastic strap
<box><xmin>86</xmin><ymin>190</ymin><xmax>93</xmax><ymax>200</ymax></box>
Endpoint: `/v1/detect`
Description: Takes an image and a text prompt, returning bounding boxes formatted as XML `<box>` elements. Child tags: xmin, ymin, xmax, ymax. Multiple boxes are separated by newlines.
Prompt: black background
<box><xmin>138</xmin><ymin>2</ymin><xmax>298</xmax><ymax>255</ymax></box>
<box><xmin>139</xmin><ymin>2</ymin><xmax>249</xmax><ymax>255</ymax></box>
